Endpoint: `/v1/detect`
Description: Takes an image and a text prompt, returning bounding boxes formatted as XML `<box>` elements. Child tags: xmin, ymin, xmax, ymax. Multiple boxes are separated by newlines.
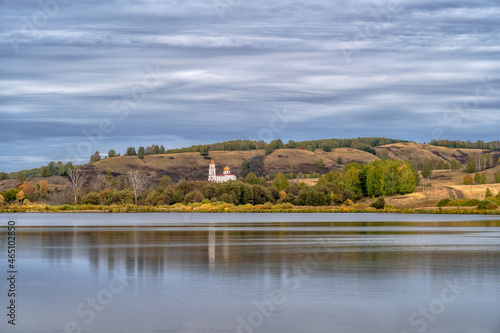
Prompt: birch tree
<box><xmin>127</xmin><ymin>171</ymin><xmax>147</xmax><ymax>205</ymax></box>
<box><xmin>67</xmin><ymin>169</ymin><xmax>84</xmax><ymax>204</ymax></box>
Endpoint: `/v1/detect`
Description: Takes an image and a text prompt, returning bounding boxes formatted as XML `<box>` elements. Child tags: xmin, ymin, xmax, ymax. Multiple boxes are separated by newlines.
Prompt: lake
<box><xmin>1</xmin><ymin>213</ymin><xmax>500</xmax><ymax>333</ymax></box>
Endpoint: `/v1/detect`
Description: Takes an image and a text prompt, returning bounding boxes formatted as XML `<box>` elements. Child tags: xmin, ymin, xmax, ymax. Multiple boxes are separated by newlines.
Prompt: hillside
<box><xmin>80</xmin><ymin>148</ymin><xmax>347</xmax><ymax>183</ymax></box>
<box><xmin>2</xmin><ymin>144</ymin><xmax>499</xmax><ymax>198</ymax></box>
<box><xmin>373</xmin><ymin>142</ymin><xmax>494</xmax><ymax>163</ymax></box>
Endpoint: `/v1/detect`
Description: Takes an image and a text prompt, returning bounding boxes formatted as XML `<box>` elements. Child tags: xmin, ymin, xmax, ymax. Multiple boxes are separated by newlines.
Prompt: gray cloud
<box><xmin>0</xmin><ymin>0</ymin><xmax>499</xmax><ymax>172</ymax></box>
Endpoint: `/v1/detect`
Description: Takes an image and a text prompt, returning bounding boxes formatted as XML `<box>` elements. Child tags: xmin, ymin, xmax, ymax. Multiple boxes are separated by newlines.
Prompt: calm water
<box><xmin>1</xmin><ymin>213</ymin><xmax>500</xmax><ymax>333</ymax></box>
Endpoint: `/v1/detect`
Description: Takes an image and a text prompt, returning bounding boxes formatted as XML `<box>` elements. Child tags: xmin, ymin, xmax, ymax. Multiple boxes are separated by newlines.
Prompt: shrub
<box><xmin>80</xmin><ymin>192</ymin><xmax>101</xmax><ymax>205</ymax></box>
<box><xmin>462</xmin><ymin>198</ymin><xmax>480</xmax><ymax>206</ymax></box>
<box><xmin>370</xmin><ymin>197</ymin><xmax>386</xmax><ymax>209</ymax></box>
<box><xmin>477</xmin><ymin>200</ymin><xmax>491</xmax><ymax>210</ymax></box>
<box><xmin>436</xmin><ymin>198</ymin><xmax>451</xmax><ymax>207</ymax></box>
<box><xmin>485</xmin><ymin>202</ymin><xmax>498</xmax><ymax>210</ymax></box>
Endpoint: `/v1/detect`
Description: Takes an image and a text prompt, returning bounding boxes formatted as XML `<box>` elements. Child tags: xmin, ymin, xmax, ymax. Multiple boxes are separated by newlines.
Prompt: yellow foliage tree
<box><xmin>39</xmin><ymin>180</ymin><xmax>49</xmax><ymax>194</ymax></box>
<box><xmin>19</xmin><ymin>181</ymin><xmax>36</xmax><ymax>197</ymax></box>
<box><xmin>0</xmin><ymin>194</ymin><xmax>4</xmax><ymax>206</ymax></box>
<box><xmin>16</xmin><ymin>190</ymin><xmax>25</xmax><ymax>203</ymax></box>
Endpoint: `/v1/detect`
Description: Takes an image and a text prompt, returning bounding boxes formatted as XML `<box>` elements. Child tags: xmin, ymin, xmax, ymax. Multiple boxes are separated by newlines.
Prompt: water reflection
<box><xmin>13</xmin><ymin>223</ymin><xmax>500</xmax><ymax>279</ymax></box>
<box><xmin>2</xmin><ymin>218</ymin><xmax>500</xmax><ymax>333</ymax></box>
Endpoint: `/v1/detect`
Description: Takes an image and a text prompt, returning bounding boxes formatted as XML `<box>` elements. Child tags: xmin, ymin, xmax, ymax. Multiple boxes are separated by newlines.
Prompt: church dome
<box><xmin>224</xmin><ymin>166</ymin><xmax>230</xmax><ymax>171</ymax></box>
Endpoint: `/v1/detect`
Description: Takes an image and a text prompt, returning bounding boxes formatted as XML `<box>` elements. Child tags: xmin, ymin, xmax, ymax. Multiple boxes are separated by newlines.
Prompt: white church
<box><xmin>208</xmin><ymin>159</ymin><xmax>237</xmax><ymax>183</ymax></box>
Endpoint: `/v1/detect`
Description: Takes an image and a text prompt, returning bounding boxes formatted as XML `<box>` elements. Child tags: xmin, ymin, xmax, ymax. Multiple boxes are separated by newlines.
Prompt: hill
<box><xmin>2</xmin><ymin>144</ymin><xmax>499</xmax><ymax>202</ymax></box>
<box><xmin>80</xmin><ymin>148</ymin><xmax>347</xmax><ymax>183</ymax></box>
<box><xmin>373</xmin><ymin>142</ymin><xmax>494</xmax><ymax>164</ymax></box>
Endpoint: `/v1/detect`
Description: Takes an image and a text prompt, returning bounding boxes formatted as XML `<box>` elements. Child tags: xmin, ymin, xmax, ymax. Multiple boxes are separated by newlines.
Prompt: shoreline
<box><xmin>1</xmin><ymin>203</ymin><xmax>499</xmax><ymax>215</ymax></box>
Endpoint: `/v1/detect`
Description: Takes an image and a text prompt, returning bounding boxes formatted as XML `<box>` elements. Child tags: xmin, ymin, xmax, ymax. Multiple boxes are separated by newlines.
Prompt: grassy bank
<box><xmin>1</xmin><ymin>202</ymin><xmax>499</xmax><ymax>215</ymax></box>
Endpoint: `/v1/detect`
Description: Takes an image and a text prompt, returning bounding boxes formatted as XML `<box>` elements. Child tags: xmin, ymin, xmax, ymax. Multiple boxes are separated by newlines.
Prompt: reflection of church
<box><xmin>208</xmin><ymin>159</ymin><xmax>237</xmax><ymax>183</ymax></box>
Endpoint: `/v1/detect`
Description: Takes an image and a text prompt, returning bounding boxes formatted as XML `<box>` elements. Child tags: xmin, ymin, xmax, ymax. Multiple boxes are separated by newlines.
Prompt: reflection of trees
<box><xmin>13</xmin><ymin>223</ymin><xmax>500</xmax><ymax>280</ymax></box>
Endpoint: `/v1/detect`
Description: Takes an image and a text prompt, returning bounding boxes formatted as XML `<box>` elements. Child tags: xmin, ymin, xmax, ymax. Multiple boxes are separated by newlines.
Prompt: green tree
<box><xmin>160</xmin><ymin>175</ymin><xmax>172</xmax><ymax>188</ymax></box>
<box><xmin>272</xmin><ymin>173</ymin><xmax>289</xmax><ymax>192</ymax></box>
<box><xmin>370</xmin><ymin>197</ymin><xmax>386</xmax><ymax>209</ymax></box>
<box><xmin>126</xmin><ymin>147</ymin><xmax>137</xmax><ymax>156</ymax></box>
<box><xmin>90</xmin><ymin>151</ymin><xmax>101</xmax><ymax>163</ymax></box>
<box><xmin>450</xmin><ymin>159</ymin><xmax>460</xmax><ymax>170</ymax></box>
<box><xmin>0</xmin><ymin>172</ymin><xmax>8</xmax><ymax>180</ymax></box>
<box><xmin>341</xmin><ymin>167</ymin><xmax>362</xmax><ymax>200</ymax></box>
<box><xmin>17</xmin><ymin>171</ymin><xmax>25</xmax><ymax>183</ymax></box>
<box><xmin>108</xmin><ymin>150</ymin><xmax>117</xmax><ymax>157</ymax></box>
<box><xmin>366</xmin><ymin>161</ymin><xmax>384</xmax><ymax>197</ymax></box>
<box><xmin>377</xmin><ymin>149</ymin><xmax>390</xmax><ymax>160</ymax></box>
<box><xmin>64</xmin><ymin>162</ymin><xmax>74</xmax><ymax>176</ymax></box>
<box><xmin>474</xmin><ymin>173</ymin><xmax>481</xmax><ymax>184</ymax></box>
<box><xmin>397</xmin><ymin>164</ymin><xmax>416</xmax><ymax>194</ymax></box>
<box><xmin>138</xmin><ymin>147</ymin><xmax>145</xmax><ymax>159</ymax></box>
<box><xmin>421</xmin><ymin>162</ymin><xmax>433</xmax><ymax>179</ymax></box>
<box><xmin>315</xmin><ymin>159</ymin><xmax>324</xmax><ymax>170</ymax></box>
<box><xmin>485</xmin><ymin>188</ymin><xmax>493</xmax><ymax>198</ymax></box>
<box><xmin>465</xmin><ymin>157</ymin><xmax>476</xmax><ymax>173</ymax></box>
<box><xmin>3</xmin><ymin>189</ymin><xmax>19</xmax><ymax>203</ymax></box>
<box><xmin>382</xmin><ymin>163</ymin><xmax>398</xmax><ymax>196</ymax></box>
<box><xmin>336</xmin><ymin>156</ymin><xmax>343</xmax><ymax>165</ymax></box>
<box><xmin>199</xmin><ymin>145</ymin><xmax>210</xmax><ymax>155</ymax></box>
<box><xmin>297</xmin><ymin>188</ymin><xmax>328</xmax><ymax>206</ymax></box>
<box><xmin>495</xmin><ymin>172</ymin><xmax>500</xmax><ymax>183</ymax></box>
<box><xmin>56</xmin><ymin>161</ymin><xmax>65</xmax><ymax>175</ymax></box>
<box><xmin>480</xmin><ymin>173</ymin><xmax>486</xmax><ymax>184</ymax></box>
<box><xmin>159</xmin><ymin>145</ymin><xmax>166</xmax><ymax>154</ymax></box>
<box><xmin>105</xmin><ymin>169</ymin><xmax>115</xmax><ymax>189</ymax></box>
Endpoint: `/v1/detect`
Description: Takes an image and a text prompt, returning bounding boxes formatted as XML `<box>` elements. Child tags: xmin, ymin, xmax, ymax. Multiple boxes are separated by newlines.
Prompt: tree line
<box><xmin>53</xmin><ymin>159</ymin><xmax>419</xmax><ymax>207</ymax></box>
<box><xmin>429</xmin><ymin>139</ymin><xmax>500</xmax><ymax>151</ymax></box>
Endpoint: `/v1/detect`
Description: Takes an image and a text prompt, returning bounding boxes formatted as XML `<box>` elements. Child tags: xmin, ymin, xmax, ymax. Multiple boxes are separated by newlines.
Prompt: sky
<box><xmin>1</xmin><ymin>0</ymin><xmax>500</xmax><ymax>172</ymax></box>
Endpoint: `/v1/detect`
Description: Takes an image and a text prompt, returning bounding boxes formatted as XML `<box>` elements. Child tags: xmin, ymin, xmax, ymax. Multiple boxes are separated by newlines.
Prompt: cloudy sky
<box><xmin>1</xmin><ymin>0</ymin><xmax>499</xmax><ymax>172</ymax></box>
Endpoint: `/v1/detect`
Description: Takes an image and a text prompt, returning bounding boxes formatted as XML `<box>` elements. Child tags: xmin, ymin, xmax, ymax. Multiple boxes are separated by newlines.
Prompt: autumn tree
<box><xmin>0</xmin><ymin>194</ymin><xmax>4</xmax><ymax>206</ymax></box>
<box><xmin>67</xmin><ymin>169</ymin><xmax>85</xmax><ymax>204</ymax></box>
<box><xmin>39</xmin><ymin>180</ymin><xmax>49</xmax><ymax>194</ymax></box>
<box><xmin>19</xmin><ymin>181</ymin><xmax>36</xmax><ymax>198</ymax></box>
<box><xmin>463</xmin><ymin>174</ymin><xmax>473</xmax><ymax>185</ymax></box>
<box><xmin>16</xmin><ymin>190</ymin><xmax>26</xmax><ymax>203</ymax></box>
<box><xmin>127</xmin><ymin>171</ymin><xmax>147</xmax><ymax>205</ymax></box>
